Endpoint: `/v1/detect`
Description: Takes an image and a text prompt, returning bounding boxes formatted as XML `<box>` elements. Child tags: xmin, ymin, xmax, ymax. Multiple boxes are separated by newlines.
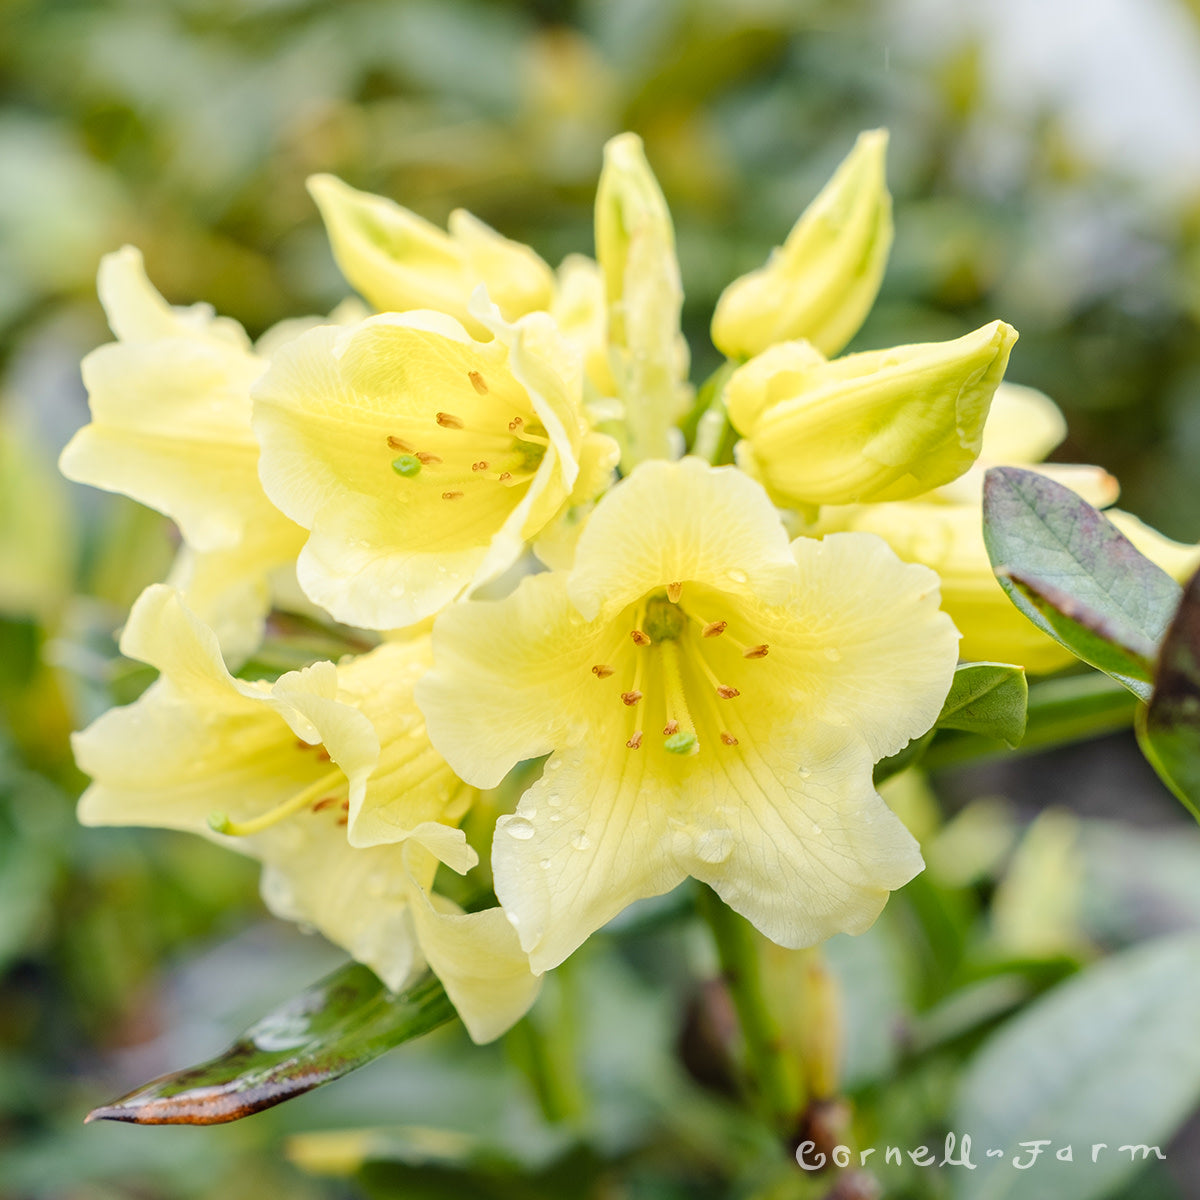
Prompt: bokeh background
<box><xmin>4</xmin><ymin>1</ymin><xmax>1200</xmax><ymax>1197</ymax></box>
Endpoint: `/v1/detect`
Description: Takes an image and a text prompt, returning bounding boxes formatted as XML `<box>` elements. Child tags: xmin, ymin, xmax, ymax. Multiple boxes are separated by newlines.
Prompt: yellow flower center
<box><xmin>383</xmin><ymin>369</ymin><xmax>549</xmax><ymax>500</ymax></box>
<box><xmin>590</xmin><ymin>584</ymin><xmax>769</xmax><ymax>756</ymax></box>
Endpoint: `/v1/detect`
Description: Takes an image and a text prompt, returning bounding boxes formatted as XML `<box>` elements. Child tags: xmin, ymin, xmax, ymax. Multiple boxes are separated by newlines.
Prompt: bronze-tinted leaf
<box><xmin>85</xmin><ymin>964</ymin><xmax>455</xmax><ymax>1125</ymax></box>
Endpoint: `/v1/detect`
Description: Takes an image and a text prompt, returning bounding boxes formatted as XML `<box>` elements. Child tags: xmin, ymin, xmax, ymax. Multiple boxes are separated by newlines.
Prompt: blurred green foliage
<box><xmin>5</xmin><ymin>1</ymin><xmax>1200</xmax><ymax>1197</ymax></box>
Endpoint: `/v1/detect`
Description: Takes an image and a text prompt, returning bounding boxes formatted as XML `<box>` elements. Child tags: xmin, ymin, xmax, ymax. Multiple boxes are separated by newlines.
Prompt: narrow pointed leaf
<box><xmin>936</xmin><ymin>662</ymin><xmax>1028</xmax><ymax>746</ymax></box>
<box><xmin>85</xmin><ymin>965</ymin><xmax>455</xmax><ymax>1126</ymax></box>
<box><xmin>982</xmin><ymin>466</ymin><xmax>1181</xmax><ymax>699</ymax></box>
<box><xmin>1138</xmin><ymin>569</ymin><xmax>1200</xmax><ymax>821</ymax></box>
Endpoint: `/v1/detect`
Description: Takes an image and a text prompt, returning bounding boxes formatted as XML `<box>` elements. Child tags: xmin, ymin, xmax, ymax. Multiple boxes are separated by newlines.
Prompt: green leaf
<box><xmin>937</xmin><ymin>662</ymin><xmax>1028</xmax><ymax>746</ymax></box>
<box><xmin>952</xmin><ymin>933</ymin><xmax>1200</xmax><ymax>1200</ymax></box>
<box><xmin>982</xmin><ymin>466</ymin><xmax>1181</xmax><ymax>699</ymax></box>
<box><xmin>1138</xmin><ymin>568</ymin><xmax>1200</xmax><ymax>821</ymax></box>
<box><xmin>85</xmin><ymin>964</ymin><xmax>456</xmax><ymax>1125</ymax></box>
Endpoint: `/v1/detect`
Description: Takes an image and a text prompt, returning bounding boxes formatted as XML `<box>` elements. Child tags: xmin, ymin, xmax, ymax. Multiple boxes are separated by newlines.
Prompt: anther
<box><xmin>468</xmin><ymin>370</ymin><xmax>489</xmax><ymax>394</ymax></box>
<box><xmin>386</xmin><ymin>435</ymin><xmax>412</xmax><ymax>451</ymax></box>
<box><xmin>442</xmin><ymin>491</ymin><xmax>464</xmax><ymax>500</ymax></box>
<box><xmin>316</xmin><ymin>749</ymin><xmax>331</xmax><ymax>762</ymax></box>
<box><xmin>509</xmin><ymin>416</ymin><xmax>524</xmax><ymax>431</ymax></box>
<box><xmin>621</xmin><ymin>690</ymin><xmax>643</xmax><ymax>706</ymax></box>
<box><xmin>312</xmin><ymin>797</ymin><xmax>337</xmax><ymax>812</ymax></box>
<box><xmin>703</xmin><ymin>620</ymin><xmax>727</xmax><ymax>638</ymax></box>
<box><xmin>626</xmin><ymin>731</ymin><xmax>644</xmax><ymax>750</ymax></box>
<box><xmin>630</xmin><ymin>629</ymin><xmax>651</xmax><ymax>646</ymax></box>
<box><xmin>416</xmin><ymin>451</ymin><xmax>442</xmax><ymax>465</ymax></box>
<box><xmin>498</xmin><ymin>472</ymin><xmax>512</xmax><ymax>482</ymax></box>
<box><xmin>592</xmin><ymin>664</ymin><xmax>614</xmax><ymax>678</ymax></box>
<box><xmin>720</xmin><ymin>732</ymin><xmax>739</xmax><ymax>746</ymax></box>
<box><xmin>667</xmin><ymin>581</ymin><xmax>682</xmax><ymax>603</ymax></box>
<box><xmin>436</xmin><ymin>411</ymin><xmax>464</xmax><ymax>429</ymax></box>
<box><xmin>295</xmin><ymin>738</ymin><xmax>311</xmax><ymax>750</ymax></box>
<box><xmin>337</xmin><ymin>816</ymin><xmax>348</xmax><ymax>826</ymax></box>
<box><xmin>663</xmin><ymin>720</ymin><xmax>679</xmax><ymax>736</ymax></box>
<box><xmin>392</xmin><ymin>454</ymin><xmax>421</xmax><ymax>477</ymax></box>
<box><xmin>472</xmin><ymin>460</ymin><xmax>489</xmax><ymax>471</ymax></box>
<box><xmin>743</xmin><ymin>644</ymin><xmax>769</xmax><ymax>658</ymax></box>
<box><xmin>716</xmin><ymin>684</ymin><xmax>740</xmax><ymax>700</ymax></box>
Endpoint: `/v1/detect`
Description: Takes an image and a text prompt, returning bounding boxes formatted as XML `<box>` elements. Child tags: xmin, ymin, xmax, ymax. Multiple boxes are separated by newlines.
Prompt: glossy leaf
<box><xmin>85</xmin><ymin>964</ymin><xmax>455</xmax><ymax>1125</ymax></box>
<box><xmin>953</xmin><ymin>932</ymin><xmax>1200</xmax><ymax>1200</ymax></box>
<box><xmin>936</xmin><ymin>662</ymin><xmax>1028</xmax><ymax>746</ymax></box>
<box><xmin>982</xmin><ymin>466</ymin><xmax>1181</xmax><ymax>699</ymax></box>
<box><xmin>1138</xmin><ymin>568</ymin><xmax>1200</xmax><ymax>821</ymax></box>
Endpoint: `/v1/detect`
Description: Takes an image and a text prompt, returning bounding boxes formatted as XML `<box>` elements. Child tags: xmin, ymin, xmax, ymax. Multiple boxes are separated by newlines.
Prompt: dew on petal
<box><xmin>824</xmin><ymin>647</ymin><xmax>842</xmax><ymax>662</ymax></box>
<box><xmin>725</xmin><ymin>568</ymin><xmax>748</xmax><ymax>584</ymax></box>
<box><xmin>695</xmin><ymin>829</ymin><xmax>733</xmax><ymax>864</ymax></box>
<box><xmin>571</xmin><ymin>832</ymin><xmax>592</xmax><ymax>850</ymax></box>
<box><xmin>505</xmin><ymin>816</ymin><xmax>536</xmax><ymax>840</ymax></box>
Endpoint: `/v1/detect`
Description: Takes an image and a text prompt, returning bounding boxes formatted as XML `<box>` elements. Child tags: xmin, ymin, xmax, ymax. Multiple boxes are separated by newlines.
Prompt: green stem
<box><xmin>687</xmin><ymin>361</ymin><xmax>737</xmax><ymax>464</ymax></box>
<box><xmin>507</xmin><ymin>966</ymin><xmax>586</xmax><ymax>1126</ymax></box>
<box><xmin>696</xmin><ymin>885</ymin><xmax>801</xmax><ymax>1128</ymax></box>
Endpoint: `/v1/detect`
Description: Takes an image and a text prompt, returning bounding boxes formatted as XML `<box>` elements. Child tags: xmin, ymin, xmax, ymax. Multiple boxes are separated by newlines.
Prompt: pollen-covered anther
<box><xmin>312</xmin><ymin>796</ymin><xmax>337</xmax><ymax>812</ymax></box>
<box><xmin>386</xmin><ymin>435</ymin><xmax>412</xmax><ymax>451</ymax></box>
<box><xmin>442</xmin><ymin>491</ymin><xmax>464</xmax><ymax>501</ymax></box>
<box><xmin>498</xmin><ymin>472</ymin><xmax>512</xmax><ymax>482</ymax></box>
<box><xmin>415</xmin><ymin>451</ymin><xmax>442</xmax><ymax>465</ymax></box>
<box><xmin>471</xmin><ymin>460</ymin><xmax>489</xmax><ymax>471</ymax></box>
<box><xmin>743</xmin><ymin>644</ymin><xmax>769</xmax><ymax>659</ymax></box>
<box><xmin>703</xmin><ymin>620</ymin><xmax>727</xmax><ymax>638</ymax></box>
<box><xmin>630</xmin><ymin>629</ymin><xmax>651</xmax><ymax>646</ymax></box>
<box><xmin>468</xmin><ymin>370</ymin><xmax>489</xmax><ymax>394</ymax></box>
<box><xmin>337</xmin><ymin>815</ymin><xmax>348</xmax><ymax>826</ymax></box>
<box><xmin>716</xmin><ymin>684</ymin><xmax>740</xmax><ymax>700</ymax></box>
<box><xmin>621</xmin><ymin>690</ymin><xmax>643</xmax><ymax>706</ymax></box>
<box><xmin>436</xmin><ymin>411</ymin><xmax>464</xmax><ymax>429</ymax></box>
<box><xmin>508</xmin><ymin>416</ymin><xmax>524</xmax><ymax>431</ymax></box>
<box><xmin>591</xmin><ymin>664</ymin><xmax>614</xmax><ymax>678</ymax></box>
<box><xmin>720</xmin><ymin>732</ymin><xmax>739</xmax><ymax>746</ymax></box>
<box><xmin>667</xmin><ymin>581</ymin><xmax>683</xmax><ymax>603</ymax></box>
<box><xmin>663</xmin><ymin>719</ymin><xmax>679</xmax><ymax>736</ymax></box>
<box><xmin>626</xmin><ymin>730</ymin><xmax>644</xmax><ymax>750</ymax></box>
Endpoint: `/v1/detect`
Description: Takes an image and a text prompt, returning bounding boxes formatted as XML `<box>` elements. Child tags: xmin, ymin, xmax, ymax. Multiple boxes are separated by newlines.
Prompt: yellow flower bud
<box><xmin>307</xmin><ymin>174</ymin><xmax>554</xmax><ymax>332</ymax></box>
<box><xmin>712</xmin><ymin>129</ymin><xmax>893</xmax><ymax>361</ymax></box>
<box><xmin>594</xmin><ymin>133</ymin><xmax>691</xmax><ymax>466</ymax></box>
<box><xmin>727</xmin><ymin>319</ymin><xmax>1019</xmax><ymax>508</ymax></box>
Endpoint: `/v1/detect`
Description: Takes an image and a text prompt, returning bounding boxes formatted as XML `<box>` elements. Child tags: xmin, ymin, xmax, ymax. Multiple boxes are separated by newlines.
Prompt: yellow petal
<box><xmin>980</xmin><ymin>381</ymin><xmax>1067</xmax><ymax>464</ymax></box>
<box><xmin>595</xmin><ymin>133</ymin><xmax>691</xmax><ymax>466</ymax></box>
<box><xmin>711</xmin><ymin>130</ymin><xmax>892</xmax><ymax>360</ymax></box>
<box><xmin>549</xmin><ymin>253</ymin><xmax>617</xmax><ymax>400</ymax></box>
<box><xmin>567</xmin><ymin>457</ymin><xmax>798</xmax><ymax>620</ymax></box>
<box><xmin>1107</xmin><ymin>510</ymin><xmax>1200</xmax><ymax>583</ymax></box>
<box><xmin>308</xmin><ymin>174</ymin><xmax>553</xmax><ymax>330</ymax></box>
<box><xmin>728</xmin><ymin>320</ymin><xmax>1019</xmax><ymax>507</ymax></box>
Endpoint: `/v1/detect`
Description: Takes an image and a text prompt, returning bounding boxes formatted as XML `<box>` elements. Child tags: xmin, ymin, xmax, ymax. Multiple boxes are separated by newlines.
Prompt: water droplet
<box><xmin>523</xmin><ymin>807</ymin><xmax>537</xmax><ymax>820</ymax></box>
<box><xmin>695</xmin><ymin>829</ymin><xmax>733</xmax><ymax>864</ymax></box>
<box><xmin>504</xmin><ymin>816</ymin><xmax>535</xmax><ymax>840</ymax></box>
<box><xmin>547</xmin><ymin>759</ymin><xmax>563</xmax><ymax>773</ymax></box>
<box><xmin>823</xmin><ymin>647</ymin><xmax>841</xmax><ymax>662</ymax></box>
<box><xmin>549</xmin><ymin>813</ymin><xmax>561</xmax><ymax>822</ymax></box>
<box><xmin>539</xmin><ymin>858</ymin><xmax>551</xmax><ymax>870</ymax></box>
<box><xmin>571</xmin><ymin>832</ymin><xmax>591</xmax><ymax>851</ymax></box>
<box><xmin>811</xmin><ymin>823</ymin><xmax>823</xmax><ymax>836</ymax></box>
<box><xmin>546</xmin><ymin>793</ymin><xmax>561</xmax><ymax>807</ymax></box>
<box><xmin>726</xmin><ymin>568</ymin><xmax>749</xmax><ymax>584</ymax></box>
<box><xmin>798</xmin><ymin>767</ymin><xmax>811</xmax><ymax>779</ymax></box>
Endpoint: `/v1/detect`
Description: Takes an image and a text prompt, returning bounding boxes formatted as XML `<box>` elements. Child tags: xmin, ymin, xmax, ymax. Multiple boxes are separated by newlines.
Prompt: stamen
<box><xmin>337</xmin><ymin>816</ymin><xmax>348</xmax><ymax>826</ymax></box>
<box><xmin>498</xmin><ymin>472</ymin><xmax>513</xmax><ymax>483</ymax></box>
<box><xmin>416</xmin><ymin>451</ymin><xmax>442</xmax><ymax>465</ymax></box>
<box><xmin>508</xmin><ymin>416</ymin><xmax>523</xmax><ymax>431</ymax></box>
<box><xmin>592</xmin><ymin>664</ymin><xmax>614</xmax><ymax>678</ymax></box>
<box><xmin>209</xmin><ymin>770</ymin><xmax>342</xmax><ymax>837</ymax></box>
<box><xmin>660</xmin><ymin>641</ymin><xmax>699</xmax><ymax>754</ymax></box>
<box><xmin>316</xmin><ymin>748</ymin><xmax>331</xmax><ymax>762</ymax></box>
<box><xmin>694</xmin><ymin>645</ymin><xmax>741</xmax><ymax>700</ymax></box>
<box><xmin>387</xmin><ymin>435</ymin><xmax>412</xmax><ymax>451</ymax></box>
<box><xmin>667</xmin><ymin>581</ymin><xmax>683</xmax><ymax>603</ymax></box>
<box><xmin>621</xmin><ymin>690</ymin><xmax>643</xmax><ymax>706</ymax></box>
<box><xmin>436</xmin><ymin>411</ymin><xmax>464</xmax><ymax>429</ymax></box>
<box><xmin>630</xmin><ymin>629</ymin><xmax>651</xmax><ymax>647</ymax></box>
<box><xmin>392</xmin><ymin>454</ymin><xmax>421</xmax><ymax>477</ymax></box>
<box><xmin>312</xmin><ymin>796</ymin><xmax>337</xmax><ymax>812</ymax></box>
<box><xmin>626</xmin><ymin>730</ymin><xmax>643</xmax><ymax>750</ymax></box>
<box><xmin>720</xmin><ymin>732</ymin><xmax>739</xmax><ymax>746</ymax></box>
<box><xmin>468</xmin><ymin>370</ymin><xmax>489</xmax><ymax>394</ymax></box>
<box><xmin>472</xmin><ymin>460</ymin><xmax>489</xmax><ymax>471</ymax></box>
<box><xmin>442</xmin><ymin>491</ymin><xmax>464</xmax><ymax>501</ymax></box>
<box><xmin>663</xmin><ymin>720</ymin><xmax>679</xmax><ymax>736</ymax></box>
<box><xmin>743</xmin><ymin>644</ymin><xmax>769</xmax><ymax>659</ymax></box>
<box><xmin>703</xmin><ymin>621</ymin><xmax>727</xmax><ymax>638</ymax></box>
<box><xmin>717</xmin><ymin>685</ymin><xmax>740</xmax><ymax>699</ymax></box>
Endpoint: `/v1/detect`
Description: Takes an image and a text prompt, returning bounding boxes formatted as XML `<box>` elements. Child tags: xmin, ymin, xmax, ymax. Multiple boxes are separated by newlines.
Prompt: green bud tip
<box><xmin>207</xmin><ymin>811</ymin><xmax>232</xmax><ymax>834</ymax></box>
<box><xmin>392</xmin><ymin>454</ymin><xmax>421</xmax><ymax>477</ymax></box>
<box><xmin>664</xmin><ymin>731</ymin><xmax>698</xmax><ymax>755</ymax></box>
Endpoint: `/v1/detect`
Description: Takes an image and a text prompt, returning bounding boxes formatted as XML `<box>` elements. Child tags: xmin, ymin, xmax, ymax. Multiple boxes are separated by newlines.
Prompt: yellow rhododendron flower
<box><xmin>416</xmin><ymin>458</ymin><xmax>959</xmax><ymax>974</ymax></box>
<box><xmin>594</xmin><ymin>132</ymin><xmax>692</xmax><ymax>466</ymax></box>
<box><xmin>726</xmin><ymin>319</ymin><xmax>1018</xmax><ymax>508</ymax></box>
<box><xmin>73</xmin><ymin>585</ymin><xmax>539</xmax><ymax>1041</ymax></box>
<box><xmin>252</xmin><ymin>297</ymin><xmax>618</xmax><ymax>630</ymax></box>
<box><xmin>308</xmin><ymin>174</ymin><xmax>555</xmax><ymax>336</ymax></box>
<box><xmin>711</xmin><ymin>130</ymin><xmax>893</xmax><ymax>361</ymax></box>
<box><xmin>58</xmin><ymin>247</ymin><xmax>308</xmax><ymax>661</ymax></box>
<box><xmin>807</xmin><ymin>384</ymin><xmax>1128</xmax><ymax>671</ymax></box>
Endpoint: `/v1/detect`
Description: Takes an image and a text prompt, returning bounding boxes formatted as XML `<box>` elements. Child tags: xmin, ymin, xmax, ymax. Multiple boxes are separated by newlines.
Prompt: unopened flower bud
<box><xmin>712</xmin><ymin>129</ymin><xmax>892</xmax><ymax>361</ymax></box>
